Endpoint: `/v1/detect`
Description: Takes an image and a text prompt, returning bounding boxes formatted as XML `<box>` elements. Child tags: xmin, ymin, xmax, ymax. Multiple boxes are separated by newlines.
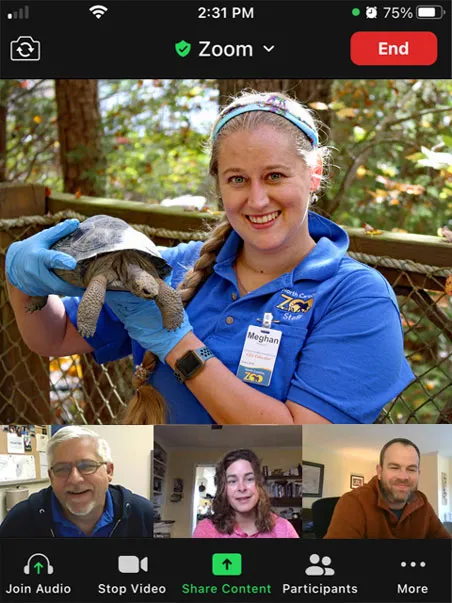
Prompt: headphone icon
<box><xmin>23</xmin><ymin>553</ymin><xmax>54</xmax><ymax>575</ymax></box>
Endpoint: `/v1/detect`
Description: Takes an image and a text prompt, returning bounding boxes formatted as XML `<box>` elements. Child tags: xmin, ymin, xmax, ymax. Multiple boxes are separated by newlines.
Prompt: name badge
<box><xmin>237</xmin><ymin>324</ymin><xmax>282</xmax><ymax>387</ymax></box>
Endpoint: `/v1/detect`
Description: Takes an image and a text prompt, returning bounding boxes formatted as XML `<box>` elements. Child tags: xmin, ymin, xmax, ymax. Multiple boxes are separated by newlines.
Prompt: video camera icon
<box><xmin>118</xmin><ymin>556</ymin><xmax>148</xmax><ymax>573</ymax></box>
<box><xmin>10</xmin><ymin>36</ymin><xmax>41</xmax><ymax>61</ymax></box>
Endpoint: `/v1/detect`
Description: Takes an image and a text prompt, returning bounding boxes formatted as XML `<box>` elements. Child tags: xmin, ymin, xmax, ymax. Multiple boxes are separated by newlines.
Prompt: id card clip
<box><xmin>256</xmin><ymin>312</ymin><xmax>280</xmax><ymax>330</ymax></box>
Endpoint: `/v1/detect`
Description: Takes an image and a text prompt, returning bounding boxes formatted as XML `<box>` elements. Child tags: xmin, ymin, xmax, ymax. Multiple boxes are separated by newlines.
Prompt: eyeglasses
<box><xmin>50</xmin><ymin>460</ymin><xmax>107</xmax><ymax>478</ymax></box>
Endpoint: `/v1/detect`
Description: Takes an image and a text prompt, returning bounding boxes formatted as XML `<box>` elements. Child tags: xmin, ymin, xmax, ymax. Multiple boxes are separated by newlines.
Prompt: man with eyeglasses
<box><xmin>0</xmin><ymin>426</ymin><xmax>154</xmax><ymax>537</ymax></box>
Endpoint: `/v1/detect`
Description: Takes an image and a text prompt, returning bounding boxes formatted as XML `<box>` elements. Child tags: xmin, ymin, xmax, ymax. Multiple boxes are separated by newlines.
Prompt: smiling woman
<box><xmin>192</xmin><ymin>449</ymin><xmax>299</xmax><ymax>538</ymax></box>
<box><xmin>5</xmin><ymin>90</ymin><xmax>414</xmax><ymax>425</ymax></box>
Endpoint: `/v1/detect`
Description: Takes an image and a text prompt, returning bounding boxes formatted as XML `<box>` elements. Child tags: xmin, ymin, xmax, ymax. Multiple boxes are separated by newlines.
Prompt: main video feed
<box><xmin>1</xmin><ymin>79</ymin><xmax>451</xmax><ymax>426</ymax></box>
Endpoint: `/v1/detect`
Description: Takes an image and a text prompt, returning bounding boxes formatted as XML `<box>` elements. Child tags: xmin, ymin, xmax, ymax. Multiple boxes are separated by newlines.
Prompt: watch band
<box><xmin>196</xmin><ymin>347</ymin><xmax>215</xmax><ymax>361</ymax></box>
<box><xmin>174</xmin><ymin>346</ymin><xmax>215</xmax><ymax>384</ymax></box>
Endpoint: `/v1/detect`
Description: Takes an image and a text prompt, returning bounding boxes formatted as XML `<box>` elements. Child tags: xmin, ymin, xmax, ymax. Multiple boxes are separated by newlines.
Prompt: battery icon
<box><xmin>416</xmin><ymin>5</ymin><xmax>445</xmax><ymax>18</ymax></box>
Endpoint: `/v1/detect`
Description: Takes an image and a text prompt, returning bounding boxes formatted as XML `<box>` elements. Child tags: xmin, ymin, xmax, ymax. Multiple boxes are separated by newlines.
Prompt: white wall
<box><xmin>84</xmin><ymin>426</ymin><xmax>154</xmax><ymax>499</ymax></box>
<box><xmin>303</xmin><ymin>445</ymin><xmax>376</xmax><ymax>509</ymax></box>
<box><xmin>419</xmin><ymin>453</ymin><xmax>439</xmax><ymax>513</ymax></box>
<box><xmin>161</xmin><ymin>446</ymin><xmax>302</xmax><ymax>538</ymax></box>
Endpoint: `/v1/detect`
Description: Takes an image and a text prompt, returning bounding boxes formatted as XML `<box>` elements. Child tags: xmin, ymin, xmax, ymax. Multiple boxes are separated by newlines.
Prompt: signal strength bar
<box><xmin>7</xmin><ymin>5</ymin><xmax>29</xmax><ymax>19</ymax></box>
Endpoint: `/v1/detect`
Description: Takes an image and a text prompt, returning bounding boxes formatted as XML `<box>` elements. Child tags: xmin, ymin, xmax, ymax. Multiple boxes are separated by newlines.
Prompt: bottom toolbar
<box><xmin>0</xmin><ymin>539</ymin><xmax>450</xmax><ymax>602</ymax></box>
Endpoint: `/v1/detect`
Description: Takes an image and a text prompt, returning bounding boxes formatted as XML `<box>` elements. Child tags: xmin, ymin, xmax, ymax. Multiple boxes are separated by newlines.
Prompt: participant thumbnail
<box><xmin>152</xmin><ymin>425</ymin><xmax>302</xmax><ymax>538</ymax></box>
<box><xmin>0</xmin><ymin>425</ymin><xmax>154</xmax><ymax>537</ymax></box>
<box><xmin>302</xmin><ymin>424</ymin><xmax>452</xmax><ymax>539</ymax></box>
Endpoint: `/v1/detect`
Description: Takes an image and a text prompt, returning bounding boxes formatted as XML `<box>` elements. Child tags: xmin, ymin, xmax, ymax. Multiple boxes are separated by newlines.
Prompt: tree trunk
<box><xmin>55</xmin><ymin>79</ymin><xmax>117</xmax><ymax>420</ymax></box>
<box><xmin>217</xmin><ymin>79</ymin><xmax>333</xmax><ymax>129</ymax></box>
<box><xmin>54</xmin><ymin>79</ymin><xmax>105</xmax><ymax>196</ymax></box>
<box><xmin>0</xmin><ymin>82</ymin><xmax>11</xmax><ymax>182</ymax></box>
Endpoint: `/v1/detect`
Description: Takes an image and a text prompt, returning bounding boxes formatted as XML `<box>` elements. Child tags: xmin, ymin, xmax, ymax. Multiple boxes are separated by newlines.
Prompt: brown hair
<box><xmin>211</xmin><ymin>449</ymin><xmax>274</xmax><ymax>535</ymax></box>
<box><xmin>379</xmin><ymin>438</ymin><xmax>421</xmax><ymax>468</ymax></box>
<box><xmin>122</xmin><ymin>90</ymin><xmax>325</xmax><ymax>424</ymax></box>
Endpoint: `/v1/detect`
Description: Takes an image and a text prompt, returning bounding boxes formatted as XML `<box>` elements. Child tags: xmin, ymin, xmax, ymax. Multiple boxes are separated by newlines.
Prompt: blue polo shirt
<box><xmin>51</xmin><ymin>490</ymin><xmax>114</xmax><ymax>537</ymax></box>
<box><xmin>64</xmin><ymin>212</ymin><xmax>414</xmax><ymax>424</ymax></box>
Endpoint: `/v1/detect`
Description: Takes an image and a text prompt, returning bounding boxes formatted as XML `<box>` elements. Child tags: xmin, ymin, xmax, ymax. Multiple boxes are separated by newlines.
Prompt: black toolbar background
<box><xmin>0</xmin><ymin>1</ymin><xmax>451</xmax><ymax>78</ymax></box>
<box><xmin>0</xmin><ymin>539</ymin><xmax>450</xmax><ymax>602</ymax></box>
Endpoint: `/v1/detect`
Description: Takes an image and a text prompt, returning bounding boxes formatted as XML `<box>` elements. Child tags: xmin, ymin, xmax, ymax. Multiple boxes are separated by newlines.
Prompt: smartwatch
<box><xmin>173</xmin><ymin>347</ymin><xmax>215</xmax><ymax>384</ymax></box>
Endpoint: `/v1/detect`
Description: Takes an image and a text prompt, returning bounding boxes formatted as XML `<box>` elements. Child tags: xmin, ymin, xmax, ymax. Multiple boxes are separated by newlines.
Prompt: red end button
<box><xmin>351</xmin><ymin>32</ymin><xmax>437</xmax><ymax>65</ymax></box>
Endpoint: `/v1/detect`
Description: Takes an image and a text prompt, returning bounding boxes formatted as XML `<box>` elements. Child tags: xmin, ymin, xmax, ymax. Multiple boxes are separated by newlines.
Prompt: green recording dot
<box><xmin>352</xmin><ymin>7</ymin><xmax>360</xmax><ymax>16</ymax></box>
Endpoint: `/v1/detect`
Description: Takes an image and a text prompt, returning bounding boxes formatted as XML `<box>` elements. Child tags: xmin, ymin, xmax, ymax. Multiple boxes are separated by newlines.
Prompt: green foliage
<box><xmin>4</xmin><ymin>79</ymin><xmax>217</xmax><ymax>202</ymax></box>
<box><xmin>326</xmin><ymin>80</ymin><xmax>452</xmax><ymax>235</ymax></box>
<box><xmin>5</xmin><ymin>80</ymin><xmax>60</xmax><ymax>187</ymax></box>
<box><xmin>5</xmin><ymin>78</ymin><xmax>451</xmax><ymax>228</ymax></box>
<box><xmin>99</xmin><ymin>79</ymin><xmax>216</xmax><ymax>201</ymax></box>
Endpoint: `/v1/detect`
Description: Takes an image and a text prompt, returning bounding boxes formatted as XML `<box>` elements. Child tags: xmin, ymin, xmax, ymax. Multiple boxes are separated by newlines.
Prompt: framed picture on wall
<box><xmin>441</xmin><ymin>472</ymin><xmax>448</xmax><ymax>506</ymax></box>
<box><xmin>350</xmin><ymin>474</ymin><xmax>365</xmax><ymax>489</ymax></box>
<box><xmin>302</xmin><ymin>461</ymin><xmax>324</xmax><ymax>497</ymax></box>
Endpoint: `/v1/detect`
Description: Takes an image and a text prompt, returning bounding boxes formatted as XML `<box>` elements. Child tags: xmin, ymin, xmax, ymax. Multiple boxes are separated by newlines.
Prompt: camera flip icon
<box><xmin>10</xmin><ymin>36</ymin><xmax>41</xmax><ymax>61</ymax></box>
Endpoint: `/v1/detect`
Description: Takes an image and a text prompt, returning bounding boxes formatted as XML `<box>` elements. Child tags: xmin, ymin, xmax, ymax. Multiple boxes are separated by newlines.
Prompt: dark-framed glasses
<box><xmin>50</xmin><ymin>460</ymin><xmax>107</xmax><ymax>478</ymax></box>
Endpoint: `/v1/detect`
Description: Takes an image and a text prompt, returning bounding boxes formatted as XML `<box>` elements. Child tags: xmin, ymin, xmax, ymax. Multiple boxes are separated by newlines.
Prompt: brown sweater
<box><xmin>324</xmin><ymin>476</ymin><xmax>451</xmax><ymax>539</ymax></box>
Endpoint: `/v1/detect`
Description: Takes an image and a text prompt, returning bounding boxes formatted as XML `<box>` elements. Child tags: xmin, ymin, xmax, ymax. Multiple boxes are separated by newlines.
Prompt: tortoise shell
<box><xmin>52</xmin><ymin>214</ymin><xmax>171</xmax><ymax>279</ymax></box>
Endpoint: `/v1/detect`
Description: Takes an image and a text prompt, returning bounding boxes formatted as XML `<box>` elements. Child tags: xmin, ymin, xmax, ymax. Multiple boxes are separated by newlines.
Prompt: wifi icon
<box><xmin>89</xmin><ymin>4</ymin><xmax>108</xmax><ymax>19</ymax></box>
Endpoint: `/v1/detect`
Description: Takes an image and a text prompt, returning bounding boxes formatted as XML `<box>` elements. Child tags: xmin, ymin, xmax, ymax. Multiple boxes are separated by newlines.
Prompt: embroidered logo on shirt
<box><xmin>276</xmin><ymin>293</ymin><xmax>314</xmax><ymax>313</ymax></box>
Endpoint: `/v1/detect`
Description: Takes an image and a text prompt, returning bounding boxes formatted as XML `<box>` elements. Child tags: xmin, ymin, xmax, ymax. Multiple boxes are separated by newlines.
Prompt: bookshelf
<box><xmin>264</xmin><ymin>470</ymin><xmax>302</xmax><ymax>536</ymax></box>
<box><xmin>265</xmin><ymin>476</ymin><xmax>303</xmax><ymax>506</ymax></box>
<box><xmin>152</xmin><ymin>441</ymin><xmax>167</xmax><ymax>521</ymax></box>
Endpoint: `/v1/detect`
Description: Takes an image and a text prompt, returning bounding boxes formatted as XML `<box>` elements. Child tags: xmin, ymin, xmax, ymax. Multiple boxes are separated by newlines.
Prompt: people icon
<box><xmin>305</xmin><ymin>554</ymin><xmax>335</xmax><ymax>576</ymax></box>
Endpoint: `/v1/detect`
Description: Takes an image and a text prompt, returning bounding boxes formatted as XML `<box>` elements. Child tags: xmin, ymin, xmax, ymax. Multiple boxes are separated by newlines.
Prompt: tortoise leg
<box><xmin>77</xmin><ymin>272</ymin><xmax>112</xmax><ymax>338</ymax></box>
<box><xmin>25</xmin><ymin>295</ymin><xmax>48</xmax><ymax>313</ymax></box>
<box><xmin>154</xmin><ymin>279</ymin><xmax>185</xmax><ymax>331</ymax></box>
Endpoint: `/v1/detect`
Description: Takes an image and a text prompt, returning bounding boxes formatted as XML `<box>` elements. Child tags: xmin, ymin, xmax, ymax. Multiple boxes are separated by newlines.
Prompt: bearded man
<box><xmin>324</xmin><ymin>438</ymin><xmax>451</xmax><ymax>539</ymax></box>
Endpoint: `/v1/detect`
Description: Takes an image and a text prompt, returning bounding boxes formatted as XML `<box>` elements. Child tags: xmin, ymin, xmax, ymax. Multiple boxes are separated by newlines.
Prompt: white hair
<box><xmin>47</xmin><ymin>426</ymin><xmax>112</xmax><ymax>466</ymax></box>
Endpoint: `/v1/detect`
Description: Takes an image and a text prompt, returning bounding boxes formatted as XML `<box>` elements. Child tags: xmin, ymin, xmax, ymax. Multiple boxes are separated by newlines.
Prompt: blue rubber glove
<box><xmin>105</xmin><ymin>289</ymin><xmax>193</xmax><ymax>363</ymax></box>
<box><xmin>5</xmin><ymin>219</ymin><xmax>85</xmax><ymax>297</ymax></box>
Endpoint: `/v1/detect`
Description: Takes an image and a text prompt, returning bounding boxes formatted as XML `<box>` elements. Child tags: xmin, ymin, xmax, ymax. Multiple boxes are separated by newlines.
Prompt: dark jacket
<box><xmin>324</xmin><ymin>475</ymin><xmax>451</xmax><ymax>539</ymax></box>
<box><xmin>0</xmin><ymin>485</ymin><xmax>154</xmax><ymax>537</ymax></box>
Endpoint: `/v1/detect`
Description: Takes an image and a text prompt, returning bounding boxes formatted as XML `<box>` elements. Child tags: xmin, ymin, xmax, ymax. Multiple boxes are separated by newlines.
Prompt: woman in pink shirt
<box><xmin>192</xmin><ymin>449</ymin><xmax>299</xmax><ymax>538</ymax></box>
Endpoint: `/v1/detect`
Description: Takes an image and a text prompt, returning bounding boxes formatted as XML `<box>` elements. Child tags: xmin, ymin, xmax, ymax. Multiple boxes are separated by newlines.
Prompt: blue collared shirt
<box><xmin>64</xmin><ymin>212</ymin><xmax>414</xmax><ymax>424</ymax></box>
<box><xmin>51</xmin><ymin>489</ymin><xmax>114</xmax><ymax>537</ymax></box>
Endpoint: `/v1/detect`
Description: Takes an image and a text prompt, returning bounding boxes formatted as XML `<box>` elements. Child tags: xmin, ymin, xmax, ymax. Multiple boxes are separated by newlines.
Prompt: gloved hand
<box><xmin>105</xmin><ymin>289</ymin><xmax>193</xmax><ymax>363</ymax></box>
<box><xmin>5</xmin><ymin>219</ymin><xmax>85</xmax><ymax>298</ymax></box>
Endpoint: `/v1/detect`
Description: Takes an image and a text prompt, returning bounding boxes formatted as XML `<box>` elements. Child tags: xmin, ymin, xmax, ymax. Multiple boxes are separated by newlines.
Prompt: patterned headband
<box><xmin>212</xmin><ymin>95</ymin><xmax>319</xmax><ymax>148</ymax></box>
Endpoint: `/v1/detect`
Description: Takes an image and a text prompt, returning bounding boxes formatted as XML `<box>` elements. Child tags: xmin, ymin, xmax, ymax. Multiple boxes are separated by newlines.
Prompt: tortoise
<box><xmin>26</xmin><ymin>215</ymin><xmax>185</xmax><ymax>338</ymax></box>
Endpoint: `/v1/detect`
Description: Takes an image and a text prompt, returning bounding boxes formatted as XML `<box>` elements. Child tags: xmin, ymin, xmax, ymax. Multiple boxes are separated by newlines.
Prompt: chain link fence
<box><xmin>1</xmin><ymin>206</ymin><xmax>451</xmax><ymax>425</ymax></box>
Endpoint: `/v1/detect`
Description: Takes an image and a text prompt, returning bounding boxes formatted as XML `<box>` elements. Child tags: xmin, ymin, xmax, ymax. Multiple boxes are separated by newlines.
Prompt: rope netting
<box><xmin>1</xmin><ymin>212</ymin><xmax>451</xmax><ymax>424</ymax></box>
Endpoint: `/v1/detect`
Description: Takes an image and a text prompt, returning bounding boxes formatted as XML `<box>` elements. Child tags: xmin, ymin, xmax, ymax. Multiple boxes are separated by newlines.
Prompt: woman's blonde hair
<box><xmin>122</xmin><ymin>90</ymin><xmax>327</xmax><ymax>424</ymax></box>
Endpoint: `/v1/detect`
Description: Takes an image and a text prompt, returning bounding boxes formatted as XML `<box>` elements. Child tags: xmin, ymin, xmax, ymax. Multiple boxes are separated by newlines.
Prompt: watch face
<box><xmin>180</xmin><ymin>352</ymin><xmax>201</xmax><ymax>375</ymax></box>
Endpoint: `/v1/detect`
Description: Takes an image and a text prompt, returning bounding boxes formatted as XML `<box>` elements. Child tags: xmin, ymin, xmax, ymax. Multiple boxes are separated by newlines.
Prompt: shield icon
<box><xmin>175</xmin><ymin>40</ymin><xmax>191</xmax><ymax>57</ymax></box>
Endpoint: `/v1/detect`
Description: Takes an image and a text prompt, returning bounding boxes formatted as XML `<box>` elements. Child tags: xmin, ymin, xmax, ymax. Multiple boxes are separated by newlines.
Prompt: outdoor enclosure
<box><xmin>1</xmin><ymin>184</ymin><xmax>451</xmax><ymax>424</ymax></box>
